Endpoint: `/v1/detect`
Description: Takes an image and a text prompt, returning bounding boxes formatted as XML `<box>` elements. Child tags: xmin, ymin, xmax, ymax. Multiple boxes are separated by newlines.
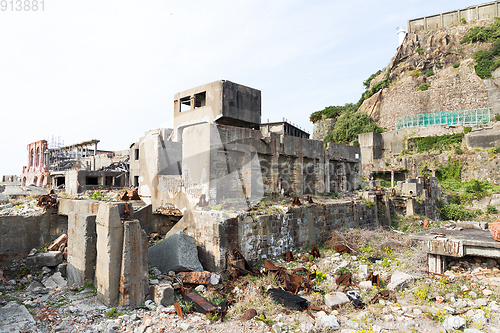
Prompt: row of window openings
<box><xmin>179</xmin><ymin>91</ymin><xmax>206</xmax><ymax>112</ymax></box>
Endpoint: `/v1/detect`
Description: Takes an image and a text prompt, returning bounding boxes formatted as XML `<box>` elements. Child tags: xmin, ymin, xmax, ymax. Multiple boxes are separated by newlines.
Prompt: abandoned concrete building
<box><xmin>20</xmin><ymin>138</ymin><xmax>129</xmax><ymax>195</ymax></box>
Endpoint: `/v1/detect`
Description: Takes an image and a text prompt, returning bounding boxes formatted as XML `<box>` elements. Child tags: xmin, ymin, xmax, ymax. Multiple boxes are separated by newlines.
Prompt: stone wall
<box><xmin>170</xmin><ymin>201</ymin><xmax>379</xmax><ymax>271</ymax></box>
<box><xmin>0</xmin><ymin>208</ymin><xmax>67</xmax><ymax>265</ymax></box>
<box><xmin>312</xmin><ymin>119</ymin><xmax>336</xmax><ymax>141</ymax></box>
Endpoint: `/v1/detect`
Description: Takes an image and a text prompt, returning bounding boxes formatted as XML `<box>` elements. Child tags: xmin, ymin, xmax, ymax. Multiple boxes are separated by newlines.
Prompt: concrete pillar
<box><xmin>118</xmin><ymin>220</ymin><xmax>148</xmax><ymax>307</ymax></box>
<box><xmin>95</xmin><ymin>203</ymin><xmax>124</xmax><ymax>307</ymax></box>
<box><xmin>428</xmin><ymin>253</ymin><xmax>446</xmax><ymax>274</ymax></box>
<box><xmin>406</xmin><ymin>197</ymin><xmax>415</xmax><ymax>217</ymax></box>
<box><xmin>67</xmin><ymin>212</ymin><xmax>97</xmax><ymax>287</ymax></box>
<box><xmin>391</xmin><ymin>171</ymin><xmax>394</xmax><ymax>188</ymax></box>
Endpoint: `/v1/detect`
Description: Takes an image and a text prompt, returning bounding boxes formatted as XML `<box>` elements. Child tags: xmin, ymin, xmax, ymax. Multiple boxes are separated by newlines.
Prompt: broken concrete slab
<box><xmin>387</xmin><ymin>271</ymin><xmax>414</xmax><ymax>291</ymax></box>
<box><xmin>67</xmin><ymin>212</ymin><xmax>97</xmax><ymax>287</ymax></box>
<box><xmin>42</xmin><ymin>272</ymin><xmax>67</xmax><ymax>289</ymax></box>
<box><xmin>148</xmin><ymin>232</ymin><xmax>204</xmax><ymax>273</ymax></box>
<box><xmin>95</xmin><ymin>203</ymin><xmax>124</xmax><ymax>307</ymax></box>
<box><xmin>0</xmin><ymin>301</ymin><xmax>38</xmax><ymax>333</ymax></box>
<box><xmin>118</xmin><ymin>220</ymin><xmax>148</xmax><ymax>307</ymax></box>
<box><xmin>26</xmin><ymin>251</ymin><xmax>63</xmax><ymax>268</ymax></box>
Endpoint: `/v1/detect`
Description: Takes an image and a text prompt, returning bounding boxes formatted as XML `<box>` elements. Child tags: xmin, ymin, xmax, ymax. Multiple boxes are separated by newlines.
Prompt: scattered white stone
<box><xmin>387</xmin><ymin>271</ymin><xmax>414</xmax><ymax>291</ymax></box>
<box><xmin>320</xmin><ymin>315</ymin><xmax>341</xmax><ymax>330</ymax></box>
<box><xmin>325</xmin><ymin>292</ymin><xmax>350</xmax><ymax>309</ymax></box>
<box><xmin>344</xmin><ymin>319</ymin><xmax>359</xmax><ymax>329</ymax></box>
<box><xmin>475</xmin><ymin>298</ymin><xmax>487</xmax><ymax>307</ymax></box>
<box><xmin>469</xmin><ymin>291</ymin><xmax>477</xmax><ymax>299</ymax></box>
<box><xmin>413</xmin><ymin>308</ymin><xmax>422</xmax><ymax>315</ymax></box>
<box><xmin>359</xmin><ymin>281</ymin><xmax>372</xmax><ymax>289</ymax></box>
<box><xmin>179</xmin><ymin>322</ymin><xmax>191</xmax><ymax>331</ymax></box>
<box><xmin>442</xmin><ymin>315</ymin><xmax>466</xmax><ymax>331</ymax></box>
<box><xmin>272</xmin><ymin>324</ymin><xmax>282</xmax><ymax>333</ymax></box>
<box><xmin>358</xmin><ymin>265</ymin><xmax>368</xmax><ymax>276</ymax></box>
<box><xmin>464</xmin><ymin>329</ymin><xmax>484</xmax><ymax>333</ymax></box>
<box><xmin>315</xmin><ymin>311</ymin><xmax>327</xmax><ymax>319</ymax></box>
<box><xmin>490</xmin><ymin>301</ymin><xmax>500</xmax><ymax>312</ymax></box>
<box><xmin>483</xmin><ymin>289</ymin><xmax>493</xmax><ymax>296</ymax></box>
<box><xmin>194</xmin><ymin>285</ymin><xmax>206</xmax><ymax>294</ymax></box>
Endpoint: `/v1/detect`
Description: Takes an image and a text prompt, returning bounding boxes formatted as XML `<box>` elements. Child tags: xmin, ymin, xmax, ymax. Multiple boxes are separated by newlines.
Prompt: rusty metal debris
<box><xmin>174</xmin><ymin>301</ymin><xmax>183</xmax><ymax>319</ymax></box>
<box><xmin>309</xmin><ymin>244</ymin><xmax>320</xmax><ymax>258</ymax></box>
<box><xmin>226</xmin><ymin>249</ymin><xmax>260</xmax><ymax>278</ymax></box>
<box><xmin>37</xmin><ymin>194</ymin><xmax>57</xmax><ymax>208</ymax></box>
<box><xmin>120</xmin><ymin>192</ymin><xmax>129</xmax><ymax>201</ymax></box>
<box><xmin>366</xmin><ymin>272</ymin><xmax>380</xmax><ymax>286</ymax></box>
<box><xmin>336</xmin><ymin>273</ymin><xmax>352</xmax><ymax>286</ymax></box>
<box><xmin>307</xmin><ymin>195</ymin><xmax>313</xmax><ymax>204</ymax></box>
<box><xmin>268</xmin><ymin>288</ymin><xmax>308</xmax><ymax>311</ymax></box>
<box><xmin>334</xmin><ymin>244</ymin><xmax>350</xmax><ymax>254</ymax></box>
<box><xmin>154</xmin><ymin>204</ymin><xmax>183</xmax><ymax>217</ymax></box>
<box><xmin>264</xmin><ymin>259</ymin><xmax>312</xmax><ymax>294</ymax></box>
<box><xmin>283</xmin><ymin>251</ymin><xmax>294</xmax><ymax>262</ymax></box>
<box><xmin>292</xmin><ymin>196</ymin><xmax>301</xmax><ymax>206</ymax></box>
<box><xmin>47</xmin><ymin>234</ymin><xmax>68</xmax><ymax>252</ymax></box>
<box><xmin>370</xmin><ymin>289</ymin><xmax>396</xmax><ymax>304</ymax></box>
<box><xmin>176</xmin><ymin>272</ymin><xmax>220</xmax><ymax>285</ymax></box>
<box><xmin>185</xmin><ymin>291</ymin><xmax>217</xmax><ymax>314</ymax></box>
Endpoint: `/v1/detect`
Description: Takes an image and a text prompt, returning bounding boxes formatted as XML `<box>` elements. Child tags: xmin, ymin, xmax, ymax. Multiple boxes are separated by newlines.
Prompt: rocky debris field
<box><xmin>0</xmin><ymin>199</ymin><xmax>45</xmax><ymax>217</ymax></box>
<box><xmin>2</xmin><ymin>228</ymin><xmax>500</xmax><ymax>332</ymax></box>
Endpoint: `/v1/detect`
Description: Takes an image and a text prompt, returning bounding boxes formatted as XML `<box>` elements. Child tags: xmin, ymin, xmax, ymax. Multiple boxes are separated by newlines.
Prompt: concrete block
<box><xmin>67</xmin><ymin>212</ymin><xmax>97</xmax><ymax>287</ymax></box>
<box><xmin>148</xmin><ymin>232</ymin><xmax>204</xmax><ymax>273</ymax></box>
<box><xmin>153</xmin><ymin>283</ymin><xmax>174</xmax><ymax>306</ymax></box>
<box><xmin>95</xmin><ymin>203</ymin><xmax>124</xmax><ymax>307</ymax></box>
<box><xmin>26</xmin><ymin>251</ymin><xmax>63</xmax><ymax>268</ymax></box>
<box><xmin>118</xmin><ymin>220</ymin><xmax>148</xmax><ymax>307</ymax></box>
<box><xmin>324</xmin><ymin>292</ymin><xmax>349</xmax><ymax>309</ymax></box>
<box><xmin>387</xmin><ymin>271</ymin><xmax>414</xmax><ymax>291</ymax></box>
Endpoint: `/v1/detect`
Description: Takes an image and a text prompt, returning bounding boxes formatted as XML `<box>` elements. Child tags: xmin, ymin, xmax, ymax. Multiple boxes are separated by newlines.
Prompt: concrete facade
<box><xmin>53</xmin><ymin>170</ymin><xmax>126</xmax><ymax>196</ymax></box>
<box><xmin>173</xmin><ymin>80</ymin><xmax>261</xmax><ymax>141</ymax></box>
<box><xmin>260</xmin><ymin>121</ymin><xmax>310</xmax><ymax>139</ymax></box>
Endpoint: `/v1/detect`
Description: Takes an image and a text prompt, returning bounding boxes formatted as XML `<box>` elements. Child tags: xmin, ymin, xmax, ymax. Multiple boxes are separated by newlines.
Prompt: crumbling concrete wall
<box><xmin>312</xmin><ymin>118</ymin><xmax>336</xmax><ymax>141</ymax></box>
<box><xmin>167</xmin><ymin>201</ymin><xmax>378</xmax><ymax>271</ymax></box>
<box><xmin>0</xmin><ymin>208</ymin><xmax>67</xmax><ymax>265</ymax></box>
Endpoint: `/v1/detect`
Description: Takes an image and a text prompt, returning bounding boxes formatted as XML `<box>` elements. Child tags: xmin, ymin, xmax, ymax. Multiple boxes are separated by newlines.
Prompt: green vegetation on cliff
<box><xmin>310</xmin><ymin>70</ymin><xmax>386</xmax><ymax>144</ymax></box>
<box><xmin>461</xmin><ymin>18</ymin><xmax>500</xmax><ymax>78</ymax></box>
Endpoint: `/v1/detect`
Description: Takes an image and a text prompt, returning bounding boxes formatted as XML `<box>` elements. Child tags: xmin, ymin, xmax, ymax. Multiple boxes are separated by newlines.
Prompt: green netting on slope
<box><xmin>395</xmin><ymin>108</ymin><xmax>490</xmax><ymax>130</ymax></box>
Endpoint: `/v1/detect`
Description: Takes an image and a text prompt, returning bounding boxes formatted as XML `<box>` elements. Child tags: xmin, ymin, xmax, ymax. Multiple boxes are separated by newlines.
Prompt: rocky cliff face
<box><xmin>360</xmin><ymin>19</ymin><xmax>500</xmax><ymax>130</ymax></box>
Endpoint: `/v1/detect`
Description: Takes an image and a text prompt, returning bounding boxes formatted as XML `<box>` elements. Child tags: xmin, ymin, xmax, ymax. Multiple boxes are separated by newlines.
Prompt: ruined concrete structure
<box><xmin>131</xmin><ymin>80</ymin><xmax>361</xmax><ymax>212</ymax></box>
<box><xmin>20</xmin><ymin>138</ymin><xmax>129</xmax><ymax>194</ymax></box>
<box><xmin>22</xmin><ymin>140</ymin><xmax>50</xmax><ymax>187</ymax></box>
<box><xmin>408</xmin><ymin>1</ymin><xmax>500</xmax><ymax>32</ymax></box>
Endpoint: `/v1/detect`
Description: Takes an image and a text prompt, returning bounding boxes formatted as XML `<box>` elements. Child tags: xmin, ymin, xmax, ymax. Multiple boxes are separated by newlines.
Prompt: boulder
<box><xmin>0</xmin><ymin>193</ymin><xmax>9</xmax><ymax>203</ymax></box>
<box><xmin>148</xmin><ymin>232</ymin><xmax>204</xmax><ymax>273</ymax></box>
<box><xmin>387</xmin><ymin>271</ymin><xmax>414</xmax><ymax>291</ymax></box>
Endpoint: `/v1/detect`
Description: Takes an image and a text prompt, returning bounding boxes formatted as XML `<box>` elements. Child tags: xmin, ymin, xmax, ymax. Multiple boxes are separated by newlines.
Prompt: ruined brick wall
<box><xmin>312</xmin><ymin>119</ymin><xmax>336</xmax><ymax>141</ymax></box>
<box><xmin>21</xmin><ymin>140</ymin><xmax>50</xmax><ymax>187</ymax></box>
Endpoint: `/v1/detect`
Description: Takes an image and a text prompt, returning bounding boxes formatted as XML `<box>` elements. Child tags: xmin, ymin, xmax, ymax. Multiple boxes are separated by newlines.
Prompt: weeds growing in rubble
<box><xmin>105</xmin><ymin>307</ymin><xmax>123</xmax><ymax>318</ymax></box>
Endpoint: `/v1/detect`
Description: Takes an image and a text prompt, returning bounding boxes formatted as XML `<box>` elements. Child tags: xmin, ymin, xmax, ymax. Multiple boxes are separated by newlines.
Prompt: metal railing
<box><xmin>395</xmin><ymin>108</ymin><xmax>490</xmax><ymax>130</ymax></box>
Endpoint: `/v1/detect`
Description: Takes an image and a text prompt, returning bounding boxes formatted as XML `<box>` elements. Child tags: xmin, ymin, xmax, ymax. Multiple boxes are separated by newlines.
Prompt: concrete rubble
<box><xmin>148</xmin><ymin>232</ymin><xmax>204</xmax><ymax>273</ymax></box>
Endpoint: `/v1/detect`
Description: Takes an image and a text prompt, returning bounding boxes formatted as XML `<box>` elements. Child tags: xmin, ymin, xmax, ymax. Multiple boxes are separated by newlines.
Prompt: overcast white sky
<box><xmin>0</xmin><ymin>0</ymin><xmax>477</xmax><ymax>176</ymax></box>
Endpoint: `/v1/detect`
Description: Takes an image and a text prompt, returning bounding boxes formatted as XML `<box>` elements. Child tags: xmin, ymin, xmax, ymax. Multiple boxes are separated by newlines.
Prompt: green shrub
<box><xmin>411</xmin><ymin>69</ymin><xmax>421</xmax><ymax>77</ymax></box>
<box><xmin>486</xmin><ymin>205</ymin><xmax>498</xmax><ymax>214</ymax></box>
<box><xmin>453</xmin><ymin>62</ymin><xmax>460</xmax><ymax>68</ymax></box>
<box><xmin>417</xmin><ymin>83</ymin><xmax>430</xmax><ymax>91</ymax></box>
<box><xmin>309</xmin><ymin>104</ymin><xmax>350</xmax><ymax>122</ymax></box>
<box><xmin>454</xmin><ymin>146</ymin><xmax>463</xmax><ymax>154</ymax></box>
<box><xmin>363</xmin><ymin>70</ymin><xmax>382</xmax><ymax>89</ymax></box>
<box><xmin>461</xmin><ymin>19</ymin><xmax>500</xmax><ymax>78</ymax></box>
<box><xmin>460</xmin><ymin>17</ymin><xmax>467</xmax><ymax>24</ymax></box>
<box><xmin>495</xmin><ymin>113</ymin><xmax>500</xmax><ymax>121</ymax></box>
<box><xmin>437</xmin><ymin>157</ymin><xmax>462</xmax><ymax>182</ymax></box>
<box><xmin>324</xmin><ymin>108</ymin><xmax>384</xmax><ymax>145</ymax></box>
<box><xmin>425</xmin><ymin>69</ymin><xmax>435</xmax><ymax>77</ymax></box>
<box><xmin>439</xmin><ymin>202</ymin><xmax>476</xmax><ymax>221</ymax></box>
<box><xmin>464</xmin><ymin>126</ymin><xmax>472</xmax><ymax>134</ymax></box>
<box><xmin>408</xmin><ymin>133</ymin><xmax>464</xmax><ymax>153</ymax></box>
<box><xmin>362</xmin><ymin>78</ymin><xmax>390</xmax><ymax>100</ymax></box>
<box><xmin>416</xmin><ymin>47</ymin><xmax>423</xmax><ymax>55</ymax></box>
<box><xmin>461</xmin><ymin>18</ymin><xmax>500</xmax><ymax>43</ymax></box>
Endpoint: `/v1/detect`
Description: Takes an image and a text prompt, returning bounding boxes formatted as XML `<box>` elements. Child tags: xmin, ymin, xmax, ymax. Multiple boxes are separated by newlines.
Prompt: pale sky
<box><xmin>0</xmin><ymin>0</ymin><xmax>477</xmax><ymax>176</ymax></box>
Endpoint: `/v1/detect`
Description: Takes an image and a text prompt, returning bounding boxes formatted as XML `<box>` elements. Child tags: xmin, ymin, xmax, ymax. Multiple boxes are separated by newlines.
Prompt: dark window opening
<box><xmin>180</xmin><ymin>96</ymin><xmax>191</xmax><ymax>112</ymax></box>
<box><xmin>194</xmin><ymin>91</ymin><xmax>206</xmax><ymax>108</ymax></box>
<box><xmin>134</xmin><ymin>176</ymin><xmax>139</xmax><ymax>187</ymax></box>
<box><xmin>56</xmin><ymin>177</ymin><xmax>65</xmax><ymax>186</ymax></box>
<box><xmin>134</xmin><ymin>148</ymin><xmax>139</xmax><ymax>160</ymax></box>
<box><xmin>105</xmin><ymin>176</ymin><xmax>113</xmax><ymax>186</ymax></box>
<box><xmin>86</xmin><ymin>176</ymin><xmax>99</xmax><ymax>185</ymax></box>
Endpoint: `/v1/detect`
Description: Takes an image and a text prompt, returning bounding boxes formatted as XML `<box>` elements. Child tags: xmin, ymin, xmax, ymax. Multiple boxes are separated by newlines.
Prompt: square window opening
<box><xmin>194</xmin><ymin>91</ymin><xmax>206</xmax><ymax>108</ymax></box>
<box><xmin>134</xmin><ymin>148</ymin><xmax>139</xmax><ymax>160</ymax></box>
<box><xmin>86</xmin><ymin>176</ymin><xmax>99</xmax><ymax>185</ymax></box>
<box><xmin>180</xmin><ymin>96</ymin><xmax>191</xmax><ymax>112</ymax></box>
